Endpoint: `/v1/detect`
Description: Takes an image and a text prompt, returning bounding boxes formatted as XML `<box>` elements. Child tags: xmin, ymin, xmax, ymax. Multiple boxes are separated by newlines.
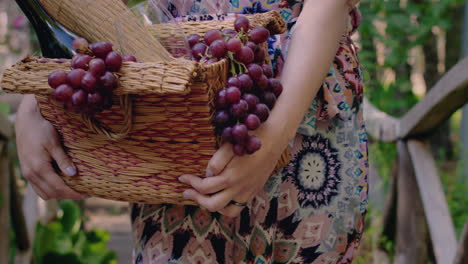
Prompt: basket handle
<box><xmin>81</xmin><ymin>95</ymin><xmax>133</xmax><ymax>141</ymax></box>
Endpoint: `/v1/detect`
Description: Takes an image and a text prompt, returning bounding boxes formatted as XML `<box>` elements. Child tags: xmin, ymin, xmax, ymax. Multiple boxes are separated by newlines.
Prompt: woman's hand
<box><xmin>179</xmin><ymin>123</ymin><xmax>287</xmax><ymax>218</ymax></box>
<box><xmin>16</xmin><ymin>95</ymin><xmax>85</xmax><ymax>200</ymax></box>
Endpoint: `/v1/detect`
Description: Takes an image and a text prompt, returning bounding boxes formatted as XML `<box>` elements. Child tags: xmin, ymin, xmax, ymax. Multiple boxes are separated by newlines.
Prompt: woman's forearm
<box><xmin>264</xmin><ymin>0</ymin><xmax>349</xmax><ymax>149</ymax></box>
<box><xmin>18</xmin><ymin>94</ymin><xmax>39</xmax><ymax>115</ymax></box>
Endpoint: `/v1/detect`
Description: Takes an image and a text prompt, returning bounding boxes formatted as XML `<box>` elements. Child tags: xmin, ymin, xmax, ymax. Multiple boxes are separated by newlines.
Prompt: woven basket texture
<box><xmin>1</xmin><ymin>11</ymin><xmax>288</xmax><ymax>204</ymax></box>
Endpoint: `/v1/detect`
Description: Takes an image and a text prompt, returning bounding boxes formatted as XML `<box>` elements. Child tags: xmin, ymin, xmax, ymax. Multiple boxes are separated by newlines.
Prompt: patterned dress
<box><xmin>131</xmin><ymin>1</ymin><xmax>368</xmax><ymax>263</ymax></box>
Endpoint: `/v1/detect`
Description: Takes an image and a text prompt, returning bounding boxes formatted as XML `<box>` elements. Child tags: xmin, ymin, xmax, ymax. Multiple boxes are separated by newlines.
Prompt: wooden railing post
<box><xmin>454</xmin><ymin>221</ymin><xmax>468</xmax><ymax>264</ymax></box>
<box><xmin>395</xmin><ymin>141</ymin><xmax>429</xmax><ymax>264</ymax></box>
<box><xmin>407</xmin><ymin>139</ymin><xmax>457</xmax><ymax>263</ymax></box>
<box><xmin>0</xmin><ymin>140</ymin><xmax>10</xmax><ymax>264</ymax></box>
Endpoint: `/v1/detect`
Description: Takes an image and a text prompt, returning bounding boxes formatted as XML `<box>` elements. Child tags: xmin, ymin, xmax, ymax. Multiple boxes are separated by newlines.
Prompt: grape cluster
<box><xmin>188</xmin><ymin>17</ymin><xmax>283</xmax><ymax>156</ymax></box>
<box><xmin>48</xmin><ymin>38</ymin><xmax>137</xmax><ymax>114</ymax></box>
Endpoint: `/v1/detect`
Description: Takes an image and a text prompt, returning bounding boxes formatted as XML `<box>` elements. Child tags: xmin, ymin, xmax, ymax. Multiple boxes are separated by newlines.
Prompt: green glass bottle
<box><xmin>15</xmin><ymin>0</ymin><xmax>77</xmax><ymax>58</ymax></box>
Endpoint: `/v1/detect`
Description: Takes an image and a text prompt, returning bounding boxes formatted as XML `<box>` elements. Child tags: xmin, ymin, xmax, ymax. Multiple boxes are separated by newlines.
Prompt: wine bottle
<box><xmin>15</xmin><ymin>0</ymin><xmax>77</xmax><ymax>58</ymax></box>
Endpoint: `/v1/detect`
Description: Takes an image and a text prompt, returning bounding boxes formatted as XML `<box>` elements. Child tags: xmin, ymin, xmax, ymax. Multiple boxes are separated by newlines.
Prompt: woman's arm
<box><xmin>266</xmin><ymin>0</ymin><xmax>349</xmax><ymax>147</ymax></box>
<box><xmin>179</xmin><ymin>0</ymin><xmax>350</xmax><ymax>217</ymax></box>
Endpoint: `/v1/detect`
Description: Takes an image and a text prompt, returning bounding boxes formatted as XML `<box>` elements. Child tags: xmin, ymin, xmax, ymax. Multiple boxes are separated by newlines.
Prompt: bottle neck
<box><xmin>16</xmin><ymin>0</ymin><xmax>76</xmax><ymax>58</ymax></box>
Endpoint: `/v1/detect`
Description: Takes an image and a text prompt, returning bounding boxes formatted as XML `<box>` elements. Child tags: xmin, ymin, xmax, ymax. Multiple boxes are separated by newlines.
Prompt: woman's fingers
<box><xmin>218</xmin><ymin>205</ymin><xmax>246</xmax><ymax>218</ymax></box>
<box><xmin>26</xmin><ymin>173</ymin><xmax>50</xmax><ymax>200</ymax></box>
<box><xmin>179</xmin><ymin>174</ymin><xmax>230</xmax><ymax>195</ymax></box>
<box><xmin>206</xmin><ymin>143</ymin><xmax>235</xmax><ymax>177</ymax></box>
<box><xmin>36</xmin><ymin>165</ymin><xmax>84</xmax><ymax>200</ymax></box>
<box><xmin>48</xmin><ymin>138</ymin><xmax>77</xmax><ymax>177</ymax></box>
<box><xmin>183</xmin><ymin>188</ymin><xmax>234</xmax><ymax>212</ymax></box>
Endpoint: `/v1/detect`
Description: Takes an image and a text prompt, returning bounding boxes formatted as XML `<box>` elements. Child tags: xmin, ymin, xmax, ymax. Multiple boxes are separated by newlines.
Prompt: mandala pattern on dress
<box><xmin>283</xmin><ymin>133</ymin><xmax>341</xmax><ymax>209</ymax></box>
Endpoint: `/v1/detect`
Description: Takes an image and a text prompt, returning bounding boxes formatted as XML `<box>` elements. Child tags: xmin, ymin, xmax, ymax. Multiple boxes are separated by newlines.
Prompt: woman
<box><xmin>16</xmin><ymin>0</ymin><xmax>367</xmax><ymax>263</ymax></box>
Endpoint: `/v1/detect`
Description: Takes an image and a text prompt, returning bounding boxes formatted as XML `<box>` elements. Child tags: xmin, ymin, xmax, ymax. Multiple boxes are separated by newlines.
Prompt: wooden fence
<box><xmin>365</xmin><ymin>56</ymin><xmax>468</xmax><ymax>264</ymax></box>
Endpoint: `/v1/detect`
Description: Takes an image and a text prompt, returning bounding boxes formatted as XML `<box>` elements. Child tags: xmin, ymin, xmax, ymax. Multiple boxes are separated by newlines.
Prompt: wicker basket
<box><xmin>1</xmin><ymin>11</ymin><xmax>289</xmax><ymax>205</ymax></box>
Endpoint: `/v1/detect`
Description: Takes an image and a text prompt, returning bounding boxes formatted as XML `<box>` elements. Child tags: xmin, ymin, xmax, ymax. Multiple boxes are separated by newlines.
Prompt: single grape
<box><xmin>234</xmin><ymin>16</ymin><xmax>250</xmax><ymax>33</ymax></box>
<box><xmin>71</xmin><ymin>89</ymin><xmax>88</xmax><ymax>106</ymax></box>
<box><xmin>89</xmin><ymin>58</ymin><xmax>106</xmax><ymax>77</ymax></box>
<box><xmin>67</xmin><ymin>69</ymin><xmax>86</xmax><ymax>89</ymax></box>
<box><xmin>72</xmin><ymin>38</ymin><xmax>89</xmax><ymax>53</ymax></box>
<box><xmin>226</xmin><ymin>38</ymin><xmax>242</xmax><ymax>53</ymax></box>
<box><xmin>214</xmin><ymin>110</ymin><xmax>230</xmax><ymax>126</ymax></box>
<box><xmin>247</xmin><ymin>64</ymin><xmax>263</xmax><ymax>80</ymax></box>
<box><xmin>81</xmin><ymin>72</ymin><xmax>97</xmax><ymax>92</ymax></box>
<box><xmin>232</xmin><ymin>123</ymin><xmax>248</xmax><ymax>144</ymax></box>
<box><xmin>234</xmin><ymin>46</ymin><xmax>254</xmax><ymax>64</ymax></box>
<box><xmin>192</xmin><ymin>43</ymin><xmax>208</xmax><ymax>61</ymax></box>
<box><xmin>38</xmin><ymin>58</ymin><xmax>51</xmax><ymax>63</ymax></box>
<box><xmin>238</xmin><ymin>74</ymin><xmax>253</xmax><ymax>91</ymax></box>
<box><xmin>233</xmin><ymin>144</ymin><xmax>246</xmax><ymax>156</ymax></box>
<box><xmin>253</xmin><ymin>47</ymin><xmax>266</xmax><ymax>63</ymax></box>
<box><xmin>221</xmin><ymin>127</ymin><xmax>234</xmax><ymax>143</ymax></box>
<box><xmin>245</xmin><ymin>135</ymin><xmax>262</xmax><ymax>154</ymax></box>
<box><xmin>106</xmin><ymin>51</ymin><xmax>123</xmax><ymax>72</ymax></box>
<box><xmin>90</xmin><ymin>41</ymin><xmax>113</xmax><ymax>59</ymax></box>
<box><xmin>88</xmin><ymin>92</ymin><xmax>104</xmax><ymax>106</ymax></box>
<box><xmin>250</xmin><ymin>27</ymin><xmax>270</xmax><ymax>44</ymax></box>
<box><xmin>262</xmin><ymin>92</ymin><xmax>277</xmax><ymax>109</ymax></box>
<box><xmin>216</xmin><ymin>89</ymin><xmax>228</xmax><ymax>109</ymax></box>
<box><xmin>230</xmin><ymin>99</ymin><xmax>249</xmax><ymax>119</ymax></box>
<box><xmin>254</xmin><ymin>103</ymin><xmax>270</xmax><ymax>122</ymax></box>
<box><xmin>99</xmin><ymin>71</ymin><xmax>118</xmax><ymax>92</ymax></box>
<box><xmin>222</xmin><ymin>29</ymin><xmax>237</xmax><ymax>39</ymax></box>
<box><xmin>227</xmin><ymin>77</ymin><xmax>241</xmax><ymax>88</ymax></box>
<box><xmin>187</xmin><ymin>34</ymin><xmax>201</xmax><ymax>48</ymax></box>
<box><xmin>54</xmin><ymin>84</ymin><xmax>74</xmax><ymax>102</ymax></box>
<box><xmin>256</xmin><ymin>75</ymin><xmax>269</xmax><ymax>90</ymax></box>
<box><xmin>71</xmin><ymin>54</ymin><xmax>92</xmax><ymax>70</ymax></box>
<box><xmin>209</xmin><ymin>39</ymin><xmax>228</xmax><ymax>58</ymax></box>
<box><xmin>269</xmin><ymin>78</ymin><xmax>283</xmax><ymax>97</ymax></box>
<box><xmin>81</xmin><ymin>104</ymin><xmax>98</xmax><ymax>115</ymax></box>
<box><xmin>204</xmin><ymin>29</ymin><xmax>223</xmax><ymax>45</ymax></box>
<box><xmin>206</xmin><ymin>58</ymin><xmax>219</xmax><ymax>65</ymax></box>
<box><xmin>245</xmin><ymin>41</ymin><xmax>258</xmax><ymax>52</ymax></box>
<box><xmin>123</xmin><ymin>55</ymin><xmax>137</xmax><ymax>62</ymax></box>
<box><xmin>48</xmin><ymin>70</ymin><xmax>68</xmax><ymax>89</ymax></box>
<box><xmin>262</xmin><ymin>64</ymin><xmax>273</xmax><ymax>78</ymax></box>
<box><xmin>64</xmin><ymin>101</ymin><xmax>81</xmax><ymax>113</ymax></box>
<box><xmin>244</xmin><ymin>114</ymin><xmax>261</xmax><ymax>130</ymax></box>
<box><xmin>226</xmin><ymin>87</ymin><xmax>241</xmax><ymax>104</ymax></box>
<box><xmin>242</xmin><ymin>94</ymin><xmax>259</xmax><ymax>111</ymax></box>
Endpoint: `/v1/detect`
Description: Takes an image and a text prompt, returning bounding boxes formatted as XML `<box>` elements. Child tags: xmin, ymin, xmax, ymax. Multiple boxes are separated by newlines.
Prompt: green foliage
<box><xmin>0</xmin><ymin>103</ymin><xmax>11</xmax><ymax>116</ymax></box>
<box><xmin>127</xmin><ymin>0</ymin><xmax>146</xmax><ymax>8</ymax></box>
<box><xmin>360</xmin><ymin>0</ymin><xmax>464</xmax><ymax>115</ymax></box>
<box><xmin>354</xmin><ymin>207</ymin><xmax>395</xmax><ymax>263</ymax></box>
<box><xmin>440</xmin><ymin>168</ymin><xmax>468</xmax><ymax>237</ymax></box>
<box><xmin>369</xmin><ymin>142</ymin><xmax>397</xmax><ymax>188</ymax></box>
<box><xmin>33</xmin><ymin>201</ymin><xmax>116</xmax><ymax>264</ymax></box>
<box><xmin>10</xmin><ymin>229</ymin><xmax>16</xmax><ymax>264</ymax></box>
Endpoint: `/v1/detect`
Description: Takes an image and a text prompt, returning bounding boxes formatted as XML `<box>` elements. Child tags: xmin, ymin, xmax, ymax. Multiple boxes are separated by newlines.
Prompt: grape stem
<box><xmin>227</xmin><ymin>52</ymin><xmax>238</xmax><ymax>76</ymax></box>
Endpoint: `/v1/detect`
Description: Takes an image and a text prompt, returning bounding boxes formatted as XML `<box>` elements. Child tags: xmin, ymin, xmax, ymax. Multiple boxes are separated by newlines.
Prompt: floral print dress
<box><xmin>131</xmin><ymin>1</ymin><xmax>368</xmax><ymax>263</ymax></box>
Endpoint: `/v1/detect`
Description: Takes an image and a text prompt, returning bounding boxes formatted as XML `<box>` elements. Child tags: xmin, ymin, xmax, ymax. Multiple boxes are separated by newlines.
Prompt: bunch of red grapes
<box><xmin>48</xmin><ymin>38</ymin><xmax>137</xmax><ymax>114</ymax></box>
<box><xmin>187</xmin><ymin>16</ymin><xmax>283</xmax><ymax>156</ymax></box>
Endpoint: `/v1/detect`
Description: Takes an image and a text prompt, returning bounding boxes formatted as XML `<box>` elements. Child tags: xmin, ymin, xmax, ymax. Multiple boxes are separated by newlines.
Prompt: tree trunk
<box><xmin>423</xmin><ymin>5</ymin><xmax>464</xmax><ymax>160</ymax></box>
